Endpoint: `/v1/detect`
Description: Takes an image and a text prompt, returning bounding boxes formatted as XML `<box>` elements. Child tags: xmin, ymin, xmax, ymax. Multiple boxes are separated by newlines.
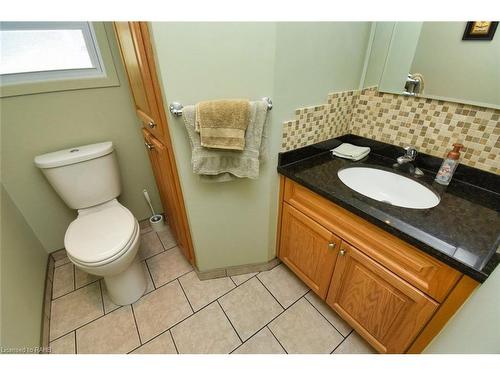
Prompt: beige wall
<box><xmin>150</xmin><ymin>22</ymin><xmax>372</xmax><ymax>271</ymax></box>
<box><xmin>411</xmin><ymin>22</ymin><xmax>500</xmax><ymax>108</ymax></box>
<box><xmin>0</xmin><ymin>23</ymin><xmax>162</xmax><ymax>253</ymax></box>
<box><xmin>1</xmin><ymin>185</ymin><xmax>48</xmax><ymax>349</ymax></box>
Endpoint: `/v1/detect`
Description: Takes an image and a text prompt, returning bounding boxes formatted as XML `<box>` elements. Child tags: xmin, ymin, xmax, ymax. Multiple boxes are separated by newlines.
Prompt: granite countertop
<box><xmin>278</xmin><ymin>135</ymin><xmax>500</xmax><ymax>282</ymax></box>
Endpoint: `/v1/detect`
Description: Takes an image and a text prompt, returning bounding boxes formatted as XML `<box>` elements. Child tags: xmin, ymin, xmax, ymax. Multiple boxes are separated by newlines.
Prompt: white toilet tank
<box><xmin>34</xmin><ymin>142</ymin><xmax>122</xmax><ymax>209</ymax></box>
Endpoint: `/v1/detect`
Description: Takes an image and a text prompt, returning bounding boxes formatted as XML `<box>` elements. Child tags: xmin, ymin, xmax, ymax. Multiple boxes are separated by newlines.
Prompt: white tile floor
<box><xmin>47</xmin><ymin>222</ymin><xmax>376</xmax><ymax>354</ymax></box>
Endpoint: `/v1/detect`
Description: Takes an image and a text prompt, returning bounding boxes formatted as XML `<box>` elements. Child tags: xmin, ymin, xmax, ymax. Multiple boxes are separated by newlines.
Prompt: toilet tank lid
<box><xmin>34</xmin><ymin>142</ymin><xmax>114</xmax><ymax>169</ymax></box>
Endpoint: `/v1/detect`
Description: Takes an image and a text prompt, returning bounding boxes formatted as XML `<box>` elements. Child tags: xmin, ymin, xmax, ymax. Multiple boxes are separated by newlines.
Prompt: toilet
<box><xmin>34</xmin><ymin>142</ymin><xmax>147</xmax><ymax>305</ymax></box>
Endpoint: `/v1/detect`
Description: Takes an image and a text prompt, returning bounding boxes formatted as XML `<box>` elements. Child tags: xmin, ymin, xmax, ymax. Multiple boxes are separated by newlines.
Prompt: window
<box><xmin>0</xmin><ymin>22</ymin><xmax>119</xmax><ymax>97</ymax></box>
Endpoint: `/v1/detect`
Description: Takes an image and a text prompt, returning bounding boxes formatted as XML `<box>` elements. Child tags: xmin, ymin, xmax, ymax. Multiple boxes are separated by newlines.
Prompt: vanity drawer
<box><xmin>283</xmin><ymin>178</ymin><xmax>461</xmax><ymax>302</ymax></box>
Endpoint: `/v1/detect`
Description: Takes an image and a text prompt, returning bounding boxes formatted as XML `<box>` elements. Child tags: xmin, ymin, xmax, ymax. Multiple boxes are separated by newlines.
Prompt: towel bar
<box><xmin>169</xmin><ymin>97</ymin><xmax>273</xmax><ymax>117</ymax></box>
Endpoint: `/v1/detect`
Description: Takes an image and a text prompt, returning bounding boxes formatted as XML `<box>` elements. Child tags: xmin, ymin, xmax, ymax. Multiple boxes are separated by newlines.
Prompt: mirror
<box><xmin>366</xmin><ymin>22</ymin><xmax>500</xmax><ymax>109</ymax></box>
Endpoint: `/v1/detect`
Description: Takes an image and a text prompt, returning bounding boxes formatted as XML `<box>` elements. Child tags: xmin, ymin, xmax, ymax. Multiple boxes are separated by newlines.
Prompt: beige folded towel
<box><xmin>195</xmin><ymin>99</ymin><xmax>250</xmax><ymax>150</ymax></box>
<box><xmin>183</xmin><ymin>100</ymin><xmax>269</xmax><ymax>182</ymax></box>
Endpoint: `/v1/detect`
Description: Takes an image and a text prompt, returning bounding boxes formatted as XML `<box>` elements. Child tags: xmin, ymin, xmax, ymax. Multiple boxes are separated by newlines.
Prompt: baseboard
<box><xmin>195</xmin><ymin>257</ymin><xmax>281</xmax><ymax>281</ymax></box>
<box><xmin>40</xmin><ymin>254</ymin><xmax>55</xmax><ymax>353</ymax></box>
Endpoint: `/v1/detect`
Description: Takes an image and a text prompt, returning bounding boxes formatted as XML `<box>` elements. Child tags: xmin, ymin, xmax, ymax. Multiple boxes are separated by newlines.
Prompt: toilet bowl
<box><xmin>34</xmin><ymin>142</ymin><xmax>147</xmax><ymax>305</ymax></box>
<box><xmin>65</xmin><ymin>199</ymin><xmax>146</xmax><ymax>305</ymax></box>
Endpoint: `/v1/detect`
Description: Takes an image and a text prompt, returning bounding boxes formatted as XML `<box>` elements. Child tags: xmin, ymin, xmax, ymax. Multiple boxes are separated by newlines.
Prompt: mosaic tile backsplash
<box><xmin>281</xmin><ymin>87</ymin><xmax>500</xmax><ymax>174</ymax></box>
<box><xmin>281</xmin><ymin>90</ymin><xmax>358</xmax><ymax>151</ymax></box>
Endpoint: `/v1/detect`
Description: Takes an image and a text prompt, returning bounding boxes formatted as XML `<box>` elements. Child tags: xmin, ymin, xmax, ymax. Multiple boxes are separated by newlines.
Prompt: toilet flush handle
<box><xmin>144</xmin><ymin>142</ymin><xmax>154</xmax><ymax>151</ymax></box>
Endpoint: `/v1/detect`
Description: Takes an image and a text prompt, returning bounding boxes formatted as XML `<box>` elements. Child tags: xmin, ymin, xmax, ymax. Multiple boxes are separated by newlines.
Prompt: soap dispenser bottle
<box><xmin>435</xmin><ymin>143</ymin><xmax>464</xmax><ymax>185</ymax></box>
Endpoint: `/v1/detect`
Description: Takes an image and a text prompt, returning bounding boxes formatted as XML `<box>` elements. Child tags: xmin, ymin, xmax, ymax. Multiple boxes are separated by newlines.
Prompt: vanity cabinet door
<box><xmin>326</xmin><ymin>242</ymin><xmax>438</xmax><ymax>353</ymax></box>
<box><xmin>279</xmin><ymin>203</ymin><xmax>340</xmax><ymax>299</ymax></box>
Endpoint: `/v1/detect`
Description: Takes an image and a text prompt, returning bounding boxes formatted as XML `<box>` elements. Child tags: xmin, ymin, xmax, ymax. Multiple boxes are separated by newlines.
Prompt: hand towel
<box><xmin>183</xmin><ymin>100</ymin><xmax>268</xmax><ymax>182</ymax></box>
<box><xmin>195</xmin><ymin>99</ymin><xmax>250</xmax><ymax>151</ymax></box>
<box><xmin>332</xmin><ymin>143</ymin><xmax>370</xmax><ymax>161</ymax></box>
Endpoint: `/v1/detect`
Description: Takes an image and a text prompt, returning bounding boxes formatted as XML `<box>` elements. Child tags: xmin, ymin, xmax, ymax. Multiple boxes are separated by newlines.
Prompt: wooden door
<box><xmin>114</xmin><ymin>22</ymin><xmax>165</xmax><ymax>141</ymax></box>
<box><xmin>142</xmin><ymin>130</ymin><xmax>192</xmax><ymax>262</ymax></box>
<box><xmin>115</xmin><ymin>21</ymin><xmax>195</xmax><ymax>265</ymax></box>
<box><xmin>279</xmin><ymin>203</ymin><xmax>340</xmax><ymax>299</ymax></box>
<box><xmin>326</xmin><ymin>242</ymin><xmax>438</xmax><ymax>353</ymax></box>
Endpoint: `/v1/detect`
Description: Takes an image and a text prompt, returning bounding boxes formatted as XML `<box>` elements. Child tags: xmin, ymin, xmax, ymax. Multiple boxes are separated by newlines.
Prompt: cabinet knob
<box><xmin>145</xmin><ymin>142</ymin><xmax>154</xmax><ymax>151</ymax></box>
<box><xmin>147</xmin><ymin>121</ymin><xmax>156</xmax><ymax>129</ymax></box>
<box><xmin>328</xmin><ymin>242</ymin><xmax>336</xmax><ymax>250</ymax></box>
<box><xmin>339</xmin><ymin>249</ymin><xmax>346</xmax><ymax>256</ymax></box>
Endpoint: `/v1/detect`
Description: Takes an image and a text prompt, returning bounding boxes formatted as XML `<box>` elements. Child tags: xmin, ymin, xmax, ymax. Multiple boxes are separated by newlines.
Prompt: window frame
<box><xmin>0</xmin><ymin>22</ymin><xmax>119</xmax><ymax>97</ymax></box>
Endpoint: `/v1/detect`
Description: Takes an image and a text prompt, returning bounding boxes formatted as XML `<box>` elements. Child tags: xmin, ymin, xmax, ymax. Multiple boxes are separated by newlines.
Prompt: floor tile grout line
<box><xmin>162</xmin><ymin>243</ymin><xmax>178</xmax><ymax>252</ymax></box>
<box><xmin>267</xmin><ymin>326</ymin><xmax>289</xmax><ymax>354</ymax></box>
<box><xmin>52</xmin><ymin>243</ymin><xmax>176</xmax><ymax>301</ymax></box>
<box><xmin>130</xmin><ymin>304</ymin><xmax>143</xmax><ymax>345</ymax></box>
<box><xmin>254</xmin><ymin>275</ymin><xmax>287</xmax><ymax>311</ymax></box>
<box><xmin>49</xmin><ymin>263</ymin><xmax>271</xmax><ymax>351</ymax></box>
<box><xmin>330</xmin><ymin>329</ymin><xmax>353</xmax><ymax>354</ymax></box>
<box><xmin>213</xmin><ymin>273</ymin><xmax>261</xmax><ymax>308</ymax></box>
<box><xmin>51</xmin><ymin>273</ymin><xmax>199</xmax><ymax>343</ymax></box>
<box><xmin>139</xmin><ymin>298</ymin><xmax>218</xmax><ymax>351</ymax></box>
<box><xmin>216</xmin><ymin>300</ymin><xmax>244</xmax><ymax>345</ymax></box>
<box><xmin>54</xmin><ymin>259</ymin><xmax>72</xmax><ymax>269</ymax></box>
<box><xmin>303</xmin><ymin>293</ymin><xmax>351</xmax><ymax>339</ymax></box>
<box><xmin>151</xmin><ymin>267</ymin><xmax>194</xmax><ymax>291</ymax></box>
<box><xmin>144</xmin><ymin>259</ymin><xmax>157</xmax><ymax>290</ymax></box>
<box><xmin>229</xmin><ymin>276</ymin><xmax>238</xmax><ymax>287</ymax></box>
<box><xmin>178</xmin><ymin>277</ymin><xmax>237</xmax><ymax>315</ymax></box>
<box><xmin>228</xmin><ymin>326</ymin><xmax>266</xmax><ymax>354</ymax></box>
<box><xmin>49</xmin><ymin>304</ymin><xmax>111</xmax><ymax>343</ymax></box>
<box><xmin>74</xmin><ymin>331</ymin><xmax>78</xmax><ymax>354</ymax></box>
<box><xmin>168</xmin><ymin>330</ymin><xmax>179</xmax><ymax>354</ymax></box>
<box><xmin>225</xmin><ymin>284</ymin><xmax>309</xmax><ymax>352</ymax></box>
<box><xmin>50</xmin><ymin>266</ymin><xmax>348</xmax><ymax>354</ymax></box>
<box><xmin>177</xmin><ymin>278</ymin><xmax>195</xmax><ymax>314</ymax></box>
<box><xmin>97</xmin><ymin>280</ymin><xmax>105</xmax><ymax>316</ymax></box>
<box><xmin>51</xmin><ymin>279</ymin><xmax>102</xmax><ymax>302</ymax></box>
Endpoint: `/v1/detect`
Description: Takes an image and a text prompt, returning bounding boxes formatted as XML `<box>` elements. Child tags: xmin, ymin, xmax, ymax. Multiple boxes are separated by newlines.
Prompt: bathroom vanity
<box><xmin>276</xmin><ymin>135</ymin><xmax>499</xmax><ymax>353</ymax></box>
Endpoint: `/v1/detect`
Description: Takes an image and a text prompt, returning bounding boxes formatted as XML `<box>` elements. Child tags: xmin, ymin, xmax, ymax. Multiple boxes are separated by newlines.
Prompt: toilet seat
<box><xmin>64</xmin><ymin>202</ymin><xmax>138</xmax><ymax>266</ymax></box>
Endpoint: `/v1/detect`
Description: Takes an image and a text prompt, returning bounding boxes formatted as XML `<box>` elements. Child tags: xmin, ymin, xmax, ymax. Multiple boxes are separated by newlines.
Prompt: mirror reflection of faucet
<box><xmin>403</xmin><ymin>73</ymin><xmax>425</xmax><ymax>96</ymax></box>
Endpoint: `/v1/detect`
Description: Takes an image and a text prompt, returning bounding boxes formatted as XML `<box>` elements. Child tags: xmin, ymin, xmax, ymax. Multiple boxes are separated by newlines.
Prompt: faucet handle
<box><xmin>404</xmin><ymin>146</ymin><xmax>418</xmax><ymax>160</ymax></box>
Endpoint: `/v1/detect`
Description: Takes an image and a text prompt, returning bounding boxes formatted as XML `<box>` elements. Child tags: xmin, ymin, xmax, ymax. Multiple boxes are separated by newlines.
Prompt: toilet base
<box><xmin>104</xmin><ymin>260</ymin><xmax>147</xmax><ymax>305</ymax></box>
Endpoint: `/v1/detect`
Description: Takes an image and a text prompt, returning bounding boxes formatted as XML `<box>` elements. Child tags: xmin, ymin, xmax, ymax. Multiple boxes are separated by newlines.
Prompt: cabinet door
<box><xmin>279</xmin><ymin>203</ymin><xmax>340</xmax><ymax>299</ymax></box>
<box><xmin>114</xmin><ymin>22</ymin><xmax>165</xmax><ymax>141</ymax></box>
<box><xmin>326</xmin><ymin>242</ymin><xmax>438</xmax><ymax>353</ymax></box>
<box><xmin>142</xmin><ymin>130</ymin><xmax>192</xmax><ymax>263</ymax></box>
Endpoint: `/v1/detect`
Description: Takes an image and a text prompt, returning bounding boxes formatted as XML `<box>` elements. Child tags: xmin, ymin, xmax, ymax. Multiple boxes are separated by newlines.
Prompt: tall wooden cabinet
<box><xmin>114</xmin><ymin>22</ymin><xmax>195</xmax><ymax>264</ymax></box>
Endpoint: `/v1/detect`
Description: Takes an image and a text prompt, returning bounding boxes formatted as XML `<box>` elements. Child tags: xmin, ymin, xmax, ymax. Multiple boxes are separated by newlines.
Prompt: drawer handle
<box><xmin>339</xmin><ymin>249</ymin><xmax>346</xmax><ymax>256</ymax></box>
<box><xmin>147</xmin><ymin>121</ymin><xmax>156</xmax><ymax>129</ymax></box>
<box><xmin>328</xmin><ymin>242</ymin><xmax>336</xmax><ymax>250</ymax></box>
<box><xmin>145</xmin><ymin>142</ymin><xmax>154</xmax><ymax>151</ymax></box>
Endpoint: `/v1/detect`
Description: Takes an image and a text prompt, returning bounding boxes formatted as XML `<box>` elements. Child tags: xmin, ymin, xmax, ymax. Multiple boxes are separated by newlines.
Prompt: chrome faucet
<box><xmin>394</xmin><ymin>146</ymin><xmax>424</xmax><ymax>176</ymax></box>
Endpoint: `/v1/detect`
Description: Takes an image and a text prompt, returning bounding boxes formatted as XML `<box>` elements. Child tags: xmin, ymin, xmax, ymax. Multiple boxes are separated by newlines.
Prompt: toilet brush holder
<box><xmin>149</xmin><ymin>214</ymin><xmax>167</xmax><ymax>232</ymax></box>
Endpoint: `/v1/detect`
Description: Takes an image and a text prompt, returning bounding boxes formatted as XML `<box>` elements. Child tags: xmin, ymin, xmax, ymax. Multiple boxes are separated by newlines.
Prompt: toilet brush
<box><xmin>143</xmin><ymin>189</ymin><xmax>166</xmax><ymax>232</ymax></box>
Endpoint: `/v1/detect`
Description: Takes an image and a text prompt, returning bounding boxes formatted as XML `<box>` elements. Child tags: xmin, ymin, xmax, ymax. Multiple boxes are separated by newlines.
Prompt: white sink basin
<box><xmin>337</xmin><ymin>167</ymin><xmax>440</xmax><ymax>209</ymax></box>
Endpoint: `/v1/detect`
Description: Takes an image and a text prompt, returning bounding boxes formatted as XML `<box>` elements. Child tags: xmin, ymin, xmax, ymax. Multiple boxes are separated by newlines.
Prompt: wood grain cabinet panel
<box><xmin>326</xmin><ymin>242</ymin><xmax>438</xmax><ymax>353</ymax></box>
<box><xmin>283</xmin><ymin>179</ymin><xmax>461</xmax><ymax>302</ymax></box>
<box><xmin>114</xmin><ymin>22</ymin><xmax>165</xmax><ymax>141</ymax></box>
<box><xmin>142</xmin><ymin>130</ymin><xmax>193</xmax><ymax>263</ymax></box>
<box><xmin>115</xmin><ymin>22</ymin><xmax>195</xmax><ymax>265</ymax></box>
<box><xmin>279</xmin><ymin>203</ymin><xmax>340</xmax><ymax>298</ymax></box>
